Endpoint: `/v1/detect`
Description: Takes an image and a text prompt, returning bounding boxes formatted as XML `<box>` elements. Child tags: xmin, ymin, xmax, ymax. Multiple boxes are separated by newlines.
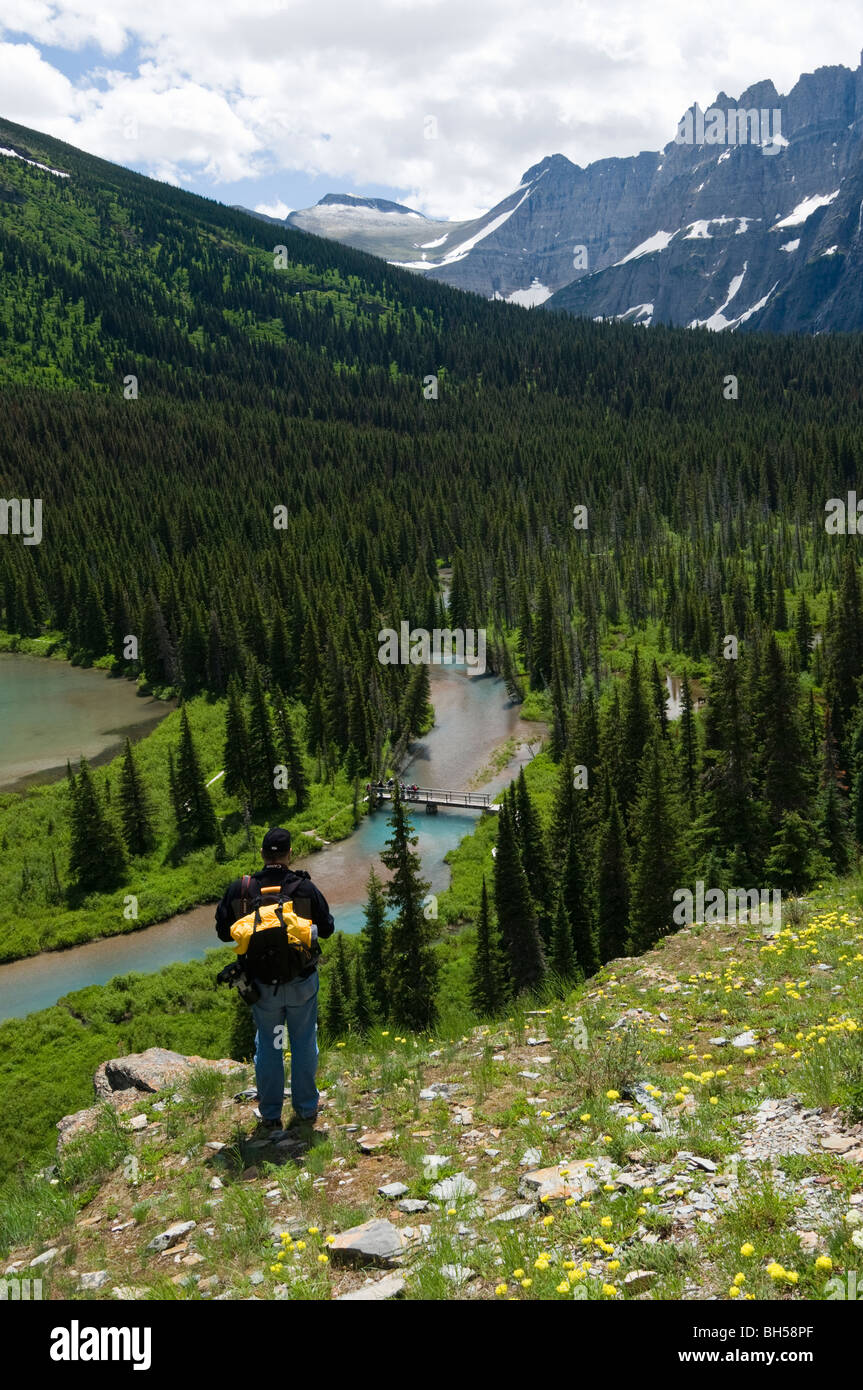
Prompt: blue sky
<box><xmin>1</xmin><ymin>3</ymin><xmax>860</xmax><ymax>221</ymax></box>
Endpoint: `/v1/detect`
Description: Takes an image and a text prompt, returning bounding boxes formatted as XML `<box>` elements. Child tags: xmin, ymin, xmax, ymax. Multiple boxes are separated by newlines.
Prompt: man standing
<box><xmin>216</xmin><ymin>827</ymin><xmax>335</xmax><ymax>1134</ymax></box>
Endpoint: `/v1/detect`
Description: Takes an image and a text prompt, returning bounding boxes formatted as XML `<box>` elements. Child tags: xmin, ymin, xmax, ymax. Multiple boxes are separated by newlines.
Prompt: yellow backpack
<box><xmin>231</xmin><ymin>883</ymin><xmax>316</xmax><ymax>983</ymax></box>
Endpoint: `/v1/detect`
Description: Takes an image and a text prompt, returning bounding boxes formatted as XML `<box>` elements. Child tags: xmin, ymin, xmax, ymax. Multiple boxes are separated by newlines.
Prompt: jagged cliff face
<box><xmin>544</xmin><ymin>62</ymin><xmax>863</xmax><ymax>332</ymax></box>
<box><xmin>276</xmin><ymin>57</ymin><xmax>863</xmax><ymax>331</ymax></box>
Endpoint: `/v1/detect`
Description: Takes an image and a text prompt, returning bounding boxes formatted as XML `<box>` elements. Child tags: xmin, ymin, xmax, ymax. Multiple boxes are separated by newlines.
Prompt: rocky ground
<box><xmin>5</xmin><ymin>888</ymin><xmax>863</xmax><ymax>1301</ymax></box>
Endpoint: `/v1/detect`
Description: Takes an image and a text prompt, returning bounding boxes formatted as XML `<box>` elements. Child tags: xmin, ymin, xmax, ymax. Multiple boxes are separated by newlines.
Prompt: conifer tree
<box><xmin>515</xmin><ymin>768</ymin><xmax>554</xmax><ymax>943</ymax></box>
<box><xmin>68</xmin><ymin>757</ymin><xmax>126</xmax><ymax>892</ymax></box>
<box><xmin>825</xmin><ymin>552</ymin><xmax>863</xmax><ymax>749</ymax></box>
<box><xmin>324</xmin><ymin>942</ymin><xmax>351</xmax><ymax>1038</ymax></box>
<box><xmin>118</xmin><ymin>738</ymin><xmax>155</xmax><ymax>856</ymax></box>
<box><xmin>677</xmin><ymin>672</ymin><xmax>697</xmax><ymax>802</ymax></box>
<box><xmin>448</xmin><ymin>551</ymin><xmax>470</xmax><ymax>631</ymax></box>
<box><xmin>755</xmin><ymin>634</ymin><xmax>812</xmax><ymax>840</ymax></box>
<box><xmin>619</xmin><ymin>648</ymin><xmax>653</xmax><ymax>819</ymax></box>
<box><xmin>468</xmin><ymin>877</ymin><xmax>507</xmax><ymax>1015</ymax></box>
<box><xmin>531</xmin><ymin>571</ymin><xmax>555</xmax><ymax>687</ymax></box>
<box><xmin>550</xmin><ymin>750</ymin><xmax>577</xmax><ymax>869</ymax></box>
<box><xmin>575</xmin><ymin>687</ymin><xmax>601</xmax><ymax>798</ymax></box>
<box><xmin>268</xmin><ymin>608</ymin><xmax>293</xmax><ymax>695</ymax></box>
<box><xmin>247</xmin><ymin>660</ymin><xmax>281</xmax><ymax>812</ymax></box>
<box><xmin>206</xmin><ymin>609</ymin><xmax>226</xmax><ymax>694</ymax></box>
<box><xmin>650</xmin><ymin>658</ymin><xmax>669</xmax><ymax>739</ymax></box>
<box><xmin>816</xmin><ymin>777</ymin><xmax>852</xmax><ymax>874</ymax></box>
<box><xmin>222</xmin><ymin>678</ymin><xmax>251</xmax><ymax>803</ymax></box>
<box><xmin>351</xmin><ymin>954</ymin><xmax>373</xmax><ymax>1036</ymax></box>
<box><xmin>795</xmin><ymin>596</ymin><xmax>812</xmax><ymax>671</ymax></box>
<box><xmin>549</xmin><ymin>888</ymin><xmax>578</xmax><ymax>983</ymax></box>
<box><xmin>274</xmin><ymin>697</ymin><xmax>308</xmax><ymax>811</ymax></box>
<box><xmin>380</xmin><ymin>785</ymin><xmax>439</xmax><ymax>1030</ymax></box>
<box><xmin>627</xmin><ymin>737</ymin><xmax>685</xmax><ymax>955</ymax></box>
<box><xmin>764</xmin><ymin>811</ymin><xmax>814</xmax><ymax>893</ymax></box>
<box><xmin>361</xmin><ymin>866</ymin><xmax>389</xmax><ymax>1019</ymax></box>
<box><xmin>398</xmin><ymin>661</ymin><xmax>432</xmax><ymax>742</ymax></box>
<box><xmin>493</xmin><ymin>798</ymin><xmax>546</xmax><ymax>994</ymax></box>
<box><xmin>179</xmin><ymin>604</ymin><xmax>208</xmax><ymax>695</ymax></box>
<box><xmin>174</xmin><ymin>708</ymin><xmax>219</xmax><ymax>847</ymax></box>
<box><xmin>595</xmin><ymin>790</ymin><xmax>629</xmax><ymax>965</ymax></box>
<box><xmin>562</xmin><ymin>831</ymin><xmax>598</xmax><ymax>978</ymax></box>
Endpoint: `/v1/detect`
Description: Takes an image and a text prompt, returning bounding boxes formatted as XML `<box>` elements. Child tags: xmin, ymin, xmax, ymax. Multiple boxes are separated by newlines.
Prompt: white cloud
<box><xmin>254</xmin><ymin>198</ymin><xmax>292</xmax><ymax>218</ymax></box>
<box><xmin>0</xmin><ymin>2</ymin><xmax>860</xmax><ymax>218</ymax></box>
<box><xmin>0</xmin><ymin>41</ymin><xmax>80</xmax><ymax>125</ymax></box>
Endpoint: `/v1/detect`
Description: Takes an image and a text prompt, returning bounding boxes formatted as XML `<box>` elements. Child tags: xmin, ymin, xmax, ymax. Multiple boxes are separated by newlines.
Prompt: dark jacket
<box><xmin>215</xmin><ymin>863</ymin><xmax>335</xmax><ymax>979</ymax></box>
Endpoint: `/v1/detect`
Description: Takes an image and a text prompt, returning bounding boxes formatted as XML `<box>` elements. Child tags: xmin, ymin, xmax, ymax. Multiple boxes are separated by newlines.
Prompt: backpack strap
<box><xmin>231</xmin><ymin>873</ymin><xmax>256</xmax><ymax>922</ymax></box>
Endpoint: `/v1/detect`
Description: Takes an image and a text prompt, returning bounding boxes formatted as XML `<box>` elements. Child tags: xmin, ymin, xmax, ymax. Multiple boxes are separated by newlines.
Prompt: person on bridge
<box><xmin>215</xmin><ymin>827</ymin><xmax>335</xmax><ymax>1136</ymax></box>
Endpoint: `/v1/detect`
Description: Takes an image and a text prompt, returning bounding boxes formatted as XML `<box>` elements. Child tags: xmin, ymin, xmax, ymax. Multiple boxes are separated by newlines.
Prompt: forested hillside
<box><xmin>2</xmin><ymin>115</ymin><xmax>863</xmax><ymax>971</ymax></box>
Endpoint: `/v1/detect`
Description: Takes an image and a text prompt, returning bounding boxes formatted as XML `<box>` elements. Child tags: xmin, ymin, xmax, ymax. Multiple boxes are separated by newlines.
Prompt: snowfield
<box><xmin>772</xmin><ymin>190</ymin><xmax>840</xmax><ymax>230</ymax></box>
<box><xmin>614</xmin><ymin>230</ymin><xmax>678</xmax><ymax>265</ymax></box>
<box><xmin>0</xmin><ymin>146</ymin><xmax>69</xmax><ymax>178</ymax></box>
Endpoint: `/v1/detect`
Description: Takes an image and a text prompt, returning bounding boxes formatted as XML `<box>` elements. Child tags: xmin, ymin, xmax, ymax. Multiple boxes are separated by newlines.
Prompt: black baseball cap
<box><xmin>262</xmin><ymin>827</ymin><xmax>292</xmax><ymax>855</ymax></box>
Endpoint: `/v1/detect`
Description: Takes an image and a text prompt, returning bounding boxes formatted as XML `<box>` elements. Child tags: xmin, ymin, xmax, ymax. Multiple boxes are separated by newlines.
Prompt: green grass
<box><xmin>0</xmin><ymin>690</ymin><xmax>361</xmax><ymax>963</ymax></box>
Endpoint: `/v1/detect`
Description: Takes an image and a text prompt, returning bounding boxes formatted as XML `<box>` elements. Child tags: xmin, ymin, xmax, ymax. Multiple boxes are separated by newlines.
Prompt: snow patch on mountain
<box><xmin>494</xmin><ymin>279</ymin><xmax>553</xmax><ymax>307</ymax></box>
<box><xmin>690</xmin><ymin>264</ymin><xmax>748</xmax><ymax>331</ymax></box>
<box><xmin>314</xmin><ymin>202</ymin><xmax>422</xmax><ymax>220</ymax></box>
<box><xmin>0</xmin><ymin>146</ymin><xmax>69</xmax><ymax>178</ymax></box>
<box><xmin>391</xmin><ymin>184</ymin><xmax>535</xmax><ymax>271</ymax></box>
<box><xmin>617</xmin><ymin>303</ymin><xmax>654</xmax><ymax>325</ymax></box>
<box><xmin>614</xmin><ymin>230</ymin><xmax>677</xmax><ymax>266</ymax></box>
<box><xmin>780</xmin><ymin>238</ymin><xmax>801</xmax><ymax>252</ymax></box>
<box><xmin>772</xmin><ymin>190</ymin><xmax>840</xmax><ymax>230</ymax></box>
<box><xmin>684</xmin><ymin>217</ymin><xmax>737</xmax><ymax>239</ymax></box>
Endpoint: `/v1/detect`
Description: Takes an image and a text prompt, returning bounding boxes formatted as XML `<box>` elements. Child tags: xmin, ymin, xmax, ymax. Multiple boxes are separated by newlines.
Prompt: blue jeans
<box><xmin>250</xmin><ymin>971</ymin><xmax>320</xmax><ymax>1121</ymax></box>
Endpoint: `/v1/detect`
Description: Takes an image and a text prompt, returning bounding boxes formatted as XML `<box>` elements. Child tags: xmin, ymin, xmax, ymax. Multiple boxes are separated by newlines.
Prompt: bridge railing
<box><xmin>364</xmin><ymin>785</ymin><xmax>492</xmax><ymax>807</ymax></box>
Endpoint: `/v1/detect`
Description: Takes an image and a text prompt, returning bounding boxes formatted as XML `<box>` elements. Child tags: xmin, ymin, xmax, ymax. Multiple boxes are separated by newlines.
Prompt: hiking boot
<box><xmin>251</xmin><ymin>1118</ymin><xmax>283</xmax><ymax>1138</ymax></box>
<box><xmin>289</xmin><ymin>1109</ymin><xmax>318</xmax><ymax>1127</ymax></box>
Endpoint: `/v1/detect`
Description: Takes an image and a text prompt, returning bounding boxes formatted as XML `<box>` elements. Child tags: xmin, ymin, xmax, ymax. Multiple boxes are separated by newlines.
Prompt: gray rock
<box><xmin>147</xmin><ymin>1220</ymin><xmax>196</xmax><ymax>1253</ymax></box>
<box><xmin>708</xmin><ymin>1038</ymin><xmax>729</xmax><ymax>1047</ymax></box>
<box><xmin>397</xmin><ymin>1198</ymin><xmax>430</xmax><ymax>1214</ymax></box>
<box><xmin>491</xmin><ymin>1203</ymin><xmax>535</xmax><ymax>1223</ymax></box>
<box><xmin>78</xmin><ymin>1270</ymin><xmax>110</xmax><ymax>1291</ymax></box>
<box><xmin>731</xmin><ymin>1031</ymin><xmax>758</xmax><ymax>1048</ymax></box>
<box><xmin>330</xmin><ymin>1219</ymin><xmax>405</xmax><ymax>1267</ymax></box>
<box><xmin>421</xmin><ymin>1154</ymin><xmax>450</xmax><ymax>1178</ymax></box>
<box><xmin>419</xmin><ymin>1083</ymin><xmax>462</xmax><ymax>1101</ymax></box>
<box><xmin>378</xmin><ymin>1182</ymin><xmax>409</xmax><ymax>1199</ymax></box>
<box><xmin>624</xmin><ymin>1082</ymin><xmax>670</xmax><ymax>1132</ymax></box>
<box><xmin>128</xmin><ymin>1114</ymin><xmax>148</xmax><ymax>1131</ymax></box>
<box><xmin>249</xmin><ymin>1270</ymin><xmax>265</xmax><ymax>1286</ymax></box>
<box><xmin>335</xmin><ymin>1272</ymin><xmax>406</xmax><ymax>1301</ymax></box>
<box><xmin>92</xmin><ymin>1048</ymin><xmax>244</xmax><ymax>1102</ymax></box>
<box><xmin>29</xmin><ymin>1249</ymin><xmax>59</xmax><ymax>1268</ymax></box>
<box><xmin>440</xmin><ymin>1264</ymin><xmax>474</xmax><ymax>1283</ymax></box>
<box><xmin>519</xmin><ymin>1147</ymin><xmax>542</xmax><ymax>1167</ymax></box>
<box><xmin>56</xmin><ymin>1105</ymin><xmax>105</xmax><ymax>1154</ymax></box>
<box><xmin>429</xmin><ymin>1173</ymin><xmax>478</xmax><ymax>1202</ymax></box>
<box><xmin>623</xmin><ymin>1269</ymin><xmax>659</xmax><ymax>1293</ymax></box>
<box><xmin>270</xmin><ymin>1218</ymin><xmax>307</xmax><ymax>1241</ymax></box>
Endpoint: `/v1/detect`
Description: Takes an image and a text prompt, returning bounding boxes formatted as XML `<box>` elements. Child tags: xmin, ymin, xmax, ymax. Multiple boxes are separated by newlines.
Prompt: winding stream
<box><xmin>0</xmin><ymin>663</ymin><xmax>540</xmax><ymax>1020</ymax></box>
